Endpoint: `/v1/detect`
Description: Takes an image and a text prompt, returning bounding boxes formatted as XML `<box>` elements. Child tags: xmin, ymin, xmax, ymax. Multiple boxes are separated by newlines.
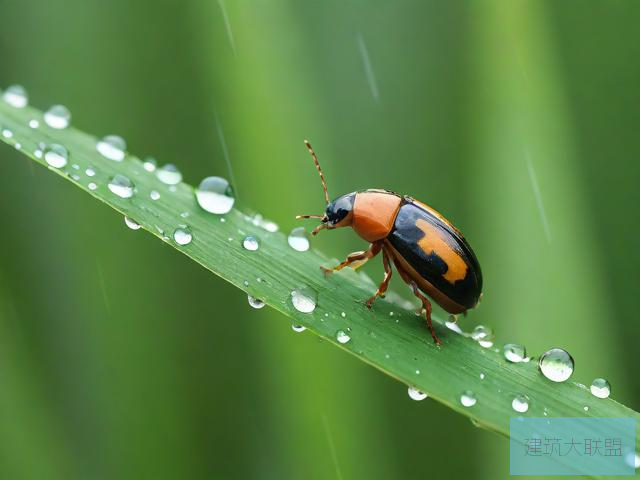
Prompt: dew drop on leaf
<box><xmin>173</xmin><ymin>226</ymin><xmax>192</xmax><ymax>245</ymax></box>
<box><xmin>460</xmin><ymin>390</ymin><xmax>477</xmax><ymax>407</ymax></box>
<box><xmin>96</xmin><ymin>135</ymin><xmax>126</xmax><ymax>161</ymax></box>
<box><xmin>511</xmin><ymin>394</ymin><xmax>530</xmax><ymax>413</ymax></box>
<box><xmin>107</xmin><ymin>174</ymin><xmax>135</xmax><ymax>198</ymax></box>
<box><xmin>290</xmin><ymin>286</ymin><xmax>317</xmax><ymax>313</ymax></box>
<box><xmin>503</xmin><ymin>343</ymin><xmax>527</xmax><ymax>363</ymax></box>
<box><xmin>407</xmin><ymin>387</ymin><xmax>427</xmax><ymax>401</ymax></box>
<box><xmin>590</xmin><ymin>378</ymin><xmax>611</xmax><ymax>399</ymax></box>
<box><xmin>2</xmin><ymin>85</ymin><xmax>28</xmax><ymax>108</ymax></box>
<box><xmin>247</xmin><ymin>295</ymin><xmax>265</xmax><ymax>309</ymax></box>
<box><xmin>287</xmin><ymin>227</ymin><xmax>310</xmax><ymax>252</ymax></box>
<box><xmin>156</xmin><ymin>163</ymin><xmax>182</xmax><ymax>185</ymax></box>
<box><xmin>195</xmin><ymin>176</ymin><xmax>235</xmax><ymax>214</ymax></box>
<box><xmin>538</xmin><ymin>348</ymin><xmax>574</xmax><ymax>382</ymax></box>
<box><xmin>242</xmin><ymin>235</ymin><xmax>259</xmax><ymax>251</ymax></box>
<box><xmin>43</xmin><ymin>144</ymin><xmax>69</xmax><ymax>168</ymax></box>
<box><xmin>44</xmin><ymin>104</ymin><xmax>71</xmax><ymax>129</ymax></box>
<box><xmin>124</xmin><ymin>216</ymin><xmax>141</xmax><ymax>230</ymax></box>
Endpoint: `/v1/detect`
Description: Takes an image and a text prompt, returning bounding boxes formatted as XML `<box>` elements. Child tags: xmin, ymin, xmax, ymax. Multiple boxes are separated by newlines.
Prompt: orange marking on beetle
<box><xmin>415</xmin><ymin>219</ymin><xmax>467</xmax><ymax>283</ymax></box>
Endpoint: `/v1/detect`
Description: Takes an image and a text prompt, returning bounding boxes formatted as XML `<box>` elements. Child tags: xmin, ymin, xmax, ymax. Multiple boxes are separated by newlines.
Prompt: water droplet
<box><xmin>156</xmin><ymin>164</ymin><xmax>182</xmax><ymax>185</ymax></box>
<box><xmin>2</xmin><ymin>85</ymin><xmax>28</xmax><ymax>108</ymax></box>
<box><xmin>247</xmin><ymin>295</ymin><xmax>265</xmax><ymax>309</ymax></box>
<box><xmin>415</xmin><ymin>369</ymin><xmax>421</xmax><ymax>375</ymax></box>
<box><xmin>543</xmin><ymin>408</ymin><xmax>549</xmax><ymax>416</ymax></box>
<box><xmin>96</xmin><ymin>135</ymin><xmax>126</xmax><ymax>161</ymax></box>
<box><xmin>71</xmin><ymin>174</ymin><xmax>81</xmax><ymax>181</ymax></box>
<box><xmin>1</xmin><ymin>127</ymin><xmax>13</xmax><ymax>138</ymax></box>
<box><xmin>43</xmin><ymin>144</ymin><xmax>69</xmax><ymax>168</ymax></box>
<box><xmin>195</xmin><ymin>176</ymin><xmax>235</xmax><ymax>214</ymax></box>
<box><xmin>336</xmin><ymin>330</ymin><xmax>351</xmax><ymax>344</ymax></box>
<box><xmin>590</xmin><ymin>378</ymin><xmax>611</xmax><ymax>399</ymax></box>
<box><xmin>44</xmin><ymin>104</ymin><xmax>71</xmax><ymax>129</ymax></box>
<box><xmin>471</xmin><ymin>325</ymin><xmax>494</xmax><ymax>348</ymax></box>
<box><xmin>124</xmin><ymin>216</ymin><xmax>141</xmax><ymax>230</ymax></box>
<box><xmin>460</xmin><ymin>390</ymin><xmax>477</xmax><ymax>407</ymax></box>
<box><xmin>242</xmin><ymin>235</ymin><xmax>259</xmax><ymax>251</ymax></box>
<box><xmin>538</xmin><ymin>348</ymin><xmax>574</xmax><ymax>382</ymax></box>
<box><xmin>85</xmin><ymin>167</ymin><xmax>96</xmax><ymax>177</ymax></box>
<box><xmin>287</xmin><ymin>227</ymin><xmax>310</xmax><ymax>252</ymax></box>
<box><xmin>512</xmin><ymin>394</ymin><xmax>530</xmax><ymax>413</ymax></box>
<box><xmin>88</xmin><ymin>182</ymin><xmax>97</xmax><ymax>191</ymax></box>
<box><xmin>341</xmin><ymin>312</ymin><xmax>346</xmax><ymax>318</ymax></box>
<box><xmin>173</xmin><ymin>226</ymin><xmax>193</xmax><ymax>245</ymax></box>
<box><xmin>583</xmin><ymin>406</ymin><xmax>589</xmax><ymax>412</ymax></box>
<box><xmin>503</xmin><ymin>343</ymin><xmax>527</xmax><ymax>363</ymax></box>
<box><xmin>143</xmin><ymin>157</ymin><xmax>157</xmax><ymax>172</ymax></box>
<box><xmin>14</xmin><ymin>143</ymin><xmax>21</xmax><ymax>150</ymax></box>
<box><xmin>291</xmin><ymin>324</ymin><xmax>306</xmax><ymax>333</ymax></box>
<box><xmin>479</xmin><ymin>373</ymin><xmax>485</xmax><ymax>380</ymax></box>
<box><xmin>408</xmin><ymin>387</ymin><xmax>427</xmax><ymax>401</ymax></box>
<box><xmin>624</xmin><ymin>451</ymin><xmax>639</xmax><ymax>469</ymax></box>
<box><xmin>28</xmin><ymin>119</ymin><xmax>39</xmax><ymax>129</ymax></box>
<box><xmin>290</xmin><ymin>286</ymin><xmax>317</xmax><ymax>313</ymax></box>
<box><xmin>445</xmin><ymin>321</ymin><xmax>463</xmax><ymax>334</ymax></box>
<box><xmin>108</xmin><ymin>174</ymin><xmax>135</xmax><ymax>198</ymax></box>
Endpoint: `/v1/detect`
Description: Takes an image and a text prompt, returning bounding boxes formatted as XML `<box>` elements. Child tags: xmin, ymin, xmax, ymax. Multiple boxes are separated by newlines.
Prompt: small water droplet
<box><xmin>180</xmin><ymin>211</ymin><xmax>189</xmax><ymax>218</ymax></box>
<box><xmin>242</xmin><ymin>235</ymin><xmax>259</xmax><ymax>251</ymax></box>
<box><xmin>71</xmin><ymin>164</ymin><xmax>79</xmax><ymax>170</ymax></box>
<box><xmin>247</xmin><ymin>295</ymin><xmax>265</xmax><ymax>309</ymax></box>
<box><xmin>124</xmin><ymin>216</ymin><xmax>141</xmax><ymax>230</ymax></box>
<box><xmin>43</xmin><ymin>144</ymin><xmax>69</xmax><ymax>168</ymax></box>
<box><xmin>88</xmin><ymin>182</ymin><xmax>97</xmax><ymax>191</ymax></box>
<box><xmin>2</xmin><ymin>127</ymin><xmax>13</xmax><ymax>138</ymax></box>
<box><xmin>538</xmin><ymin>348</ymin><xmax>574</xmax><ymax>382</ymax></box>
<box><xmin>624</xmin><ymin>451</ymin><xmax>640</xmax><ymax>469</ymax></box>
<box><xmin>108</xmin><ymin>174</ymin><xmax>135</xmax><ymax>198</ymax></box>
<box><xmin>407</xmin><ymin>387</ymin><xmax>427</xmax><ymax>401</ymax></box>
<box><xmin>590</xmin><ymin>378</ymin><xmax>611</xmax><ymax>399</ymax></box>
<box><xmin>415</xmin><ymin>369</ymin><xmax>421</xmax><ymax>375</ymax></box>
<box><xmin>96</xmin><ymin>135</ymin><xmax>126</xmax><ymax>161</ymax></box>
<box><xmin>71</xmin><ymin>174</ymin><xmax>80</xmax><ymax>181</ymax></box>
<box><xmin>471</xmin><ymin>325</ymin><xmax>494</xmax><ymax>348</ymax></box>
<box><xmin>173</xmin><ymin>226</ymin><xmax>193</xmax><ymax>245</ymax></box>
<box><xmin>583</xmin><ymin>406</ymin><xmax>589</xmax><ymax>412</ymax></box>
<box><xmin>480</xmin><ymin>373</ymin><xmax>485</xmax><ymax>380</ymax></box>
<box><xmin>445</xmin><ymin>321</ymin><xmax>463</xmax><ymax>334</ymax></box>
<box><xmin>512</xmin><ymin>394</ymin><xmax>530</xmax><ymax>413</ymax></box>
<box><xmin>14</xmin><ymin>143</ymin><xmax>21</xmax><ymax>150</ymax></box>
<box><xmin>150</xmin><ymin>190</ymin><xmax>160</xmax><ymax>201</ymax></box>
<box><xmin>287</xmin><ymin>227</ymin><xmax>310</xmax><ymax>252</ymax></box>
<box><xmin>290</xmin><ymin>286</ymin><xmax>317</xmax><ymax>313</ymax></box>
<box><xmin>143</xmin><ymin>157</ymin><xmax>157</xmax><ymax>172</ymax></box>
<box><xmin>28</xmin><ymin>119</ymin><xmax>39</xmax><ymax>129</ymax></box>
<box><xmin>44</xmin><ymin>104</ymin><xmax>71</xmax><ymax>129</ymax></box>
<box><xmin>2</xmin><ymin>85</ymin><xmax>28</xmax><ymax>108</ymax></box>
<box><xmin>503</xmin><ymin>343</ymin><xmax>527</xmax><ymax>363</ymax></box>
<box><xmin>336</xmin><ymin>330</ymin><xmax>351</xmax><ymax>344</ymax></box>
<box><xmin>85</xmin><ymin>167</ymin><xmax>96</xmax><ymax>177</ymax></box>
<box><xmin>543</xmin><ymin>408</ymin><xmax>549</xmax><ymax>416</ymax></box>
<box><xmin>195</xmin><ymin>176</ymin><xmax>235</xmax><ymax>214</ymax></box>
<box><xmin>460</xmin><ymin>390</ymin><xmax>477</xmax><ymax>407</ymax></box>
<box><xmin>156</xmin><ymin>164</ymin><xmax>182</xmax><ymax>185</ymax></box>
<box><xmin>341</xmin><ymin>312</ymin><xmax>346</xmax><ymax>318</ymax></box>
<box><xmin>291</xmin><ymin>324</ymin><xmax>306</xmax><ymax>333</ymax></box>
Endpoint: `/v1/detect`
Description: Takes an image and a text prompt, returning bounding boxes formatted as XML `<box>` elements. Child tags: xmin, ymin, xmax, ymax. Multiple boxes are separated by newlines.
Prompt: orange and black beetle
<box><xmin>298</xmin><ymin>140</ymin><xmax>482</xmax><ymax>345</ymax></box>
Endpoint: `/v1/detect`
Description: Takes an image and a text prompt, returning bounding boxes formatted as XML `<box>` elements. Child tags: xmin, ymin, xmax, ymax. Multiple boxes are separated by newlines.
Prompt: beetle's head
<box><xmin>296</xmin><ymin>140</ymin><xmax>354</xmax><ymax>236</ymax></box>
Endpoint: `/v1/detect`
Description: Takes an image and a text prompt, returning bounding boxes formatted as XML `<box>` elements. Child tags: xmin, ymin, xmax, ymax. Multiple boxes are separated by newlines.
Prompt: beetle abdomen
<box><xmin>387</xmin><ymin>201</ymin><xmax>482</xmax><ymax>312</ymax></box>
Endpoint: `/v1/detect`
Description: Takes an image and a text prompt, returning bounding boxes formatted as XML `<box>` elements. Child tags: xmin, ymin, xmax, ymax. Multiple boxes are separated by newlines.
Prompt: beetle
<box><xmin>297</xmin><ymin>140</ymin><xmax>482</xmax><ymax>345</ymax></box>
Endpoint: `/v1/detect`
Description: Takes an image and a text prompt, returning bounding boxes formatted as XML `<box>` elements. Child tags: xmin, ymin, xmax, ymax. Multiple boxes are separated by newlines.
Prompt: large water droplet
<box><xmin>247</xmin><ymin>295</ymin><xmax>265</xmax><ymax>309</ymax></box>
<box><xmin>290</xmin><ymin>286</ymin><xmax>317</xmax><ymax>313</ymax></box>
<box><xmin>336</xmin><ymin>330</ymin><xmax>351</xmax><ymax>344</ymax></box>
<box><xmin>44</xmin><ymin>104</ymin><xmax>71</xmax><ymax>129</ymax></box>
<box><xmin>195</xmin><ymin>176</ymin><xmax>235</xmax><ymax>214</ymax></box>
<box><xmin>408</xmin><ymin>387</ymin><xmax>427</xmax><ymax>401</ymax></box>
<box><xmin>471</xmin><ymin>325</ymin><xmax>494</xmax><ymax>348</ymax></box>
<box><xmin>625</xmin><ymin>451</ymin><xmax>640</xmax><ymax>470</ymax></box>
<box><xmin>538</xmin><ymin>348</ymin><xmax>574</xmax><ymax>382</ymax></box>
<box><xmin>108</xmin><ymin>174</ymin><xmax>135</xmax><ymax>198</ymax></box>
<box><xmin>156</xmin><ymin>164</ymin><xmax>182</xmax><ymax>185</ymax></box>
<box><xmin>173</xmin><ymin>226</ymin><xmax>192</xmax><ymax>245</ymax></box>
<box><xmin>460</xmin><ymin>390</ymin><xmax>477</xmax><ymax>407</ymax></box>
<box><xmin>124</xmin><ymin>216</ymin><xmax>141</xmax><ymax>230</ymax></box>
<box><xmin>97</xmin><ymin>135</ymin><xmax>126</xmax><ymax>161</ymax></box>
<box><xmin>287</xmin><ymin>227</ymin><xmax>310</xmax><ymax>252</ymax></box>
<box><xmin>43</xmin><ymin>144</ymin><xmax>69</xmax><ymax>168</ymax></box>
<box><xmin>242</xmin><ymin>235</ymin><xmax>259</xmax><ymax>251</ymax></box>
<box><xmin>503</xmin><ymin>343</ymin><xmax>527</xmax><ymax>363</ymax></box>
<box><xmin>590</xmin><ymin>378</ymin><xmax>611</xmax><ymax>399</ymax></box>
<box><xmin>291</xmin><ymin>324</ymin><xmax>306</xmax><ymax>333</ymax></box>
<box><xmin>143</xmin><ymin>157</ymin><xmax>157</xmax><ymax>172</ymax></box>
<box><xmin>2</xmin><ymin>85</ymin><xmax>28</xmax><ymax>108</ymax></box>
<box><xmin>512</xmin><ymin>394</ymin><xmax>530</xmax><ymax>413</ymax></box>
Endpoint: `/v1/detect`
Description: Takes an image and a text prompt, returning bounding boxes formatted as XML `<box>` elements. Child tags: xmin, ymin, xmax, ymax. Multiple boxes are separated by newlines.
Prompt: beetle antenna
<box><xmin>296</xmin><ymin>214</ymin><xmax>324</xmax><ymax>220</ymax></box>
<box><xmin>304</xmin><ymin>139</ymin><xmax>330</xmax><ymax>205</ymax></box>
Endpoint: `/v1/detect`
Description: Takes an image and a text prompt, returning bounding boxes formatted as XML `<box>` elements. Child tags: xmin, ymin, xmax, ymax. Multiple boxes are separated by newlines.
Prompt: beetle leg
<box><xmin>365</xmin><ymin>249</ymin><xmax>392</xmax><ymax>308</ymax></box>
<box><xmin>321</xmin><ymin>242</ymin><xmax>382</xmax><ymax>275</ymax></box>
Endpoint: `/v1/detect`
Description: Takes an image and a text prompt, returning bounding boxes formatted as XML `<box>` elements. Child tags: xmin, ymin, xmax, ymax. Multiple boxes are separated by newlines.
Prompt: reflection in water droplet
<box><xmin>96</xmin><ymin>135</ymin><xmax>126</xmax><ymax>161</ymax></box>
<box><xmin>504</xmin><ymin>343</ymin><xmax>527</xmax><ymax>363</ymax></box>
<box><xmin>291</xmin><ymin>324</ymin><xmax>306</xmax><ymax>333</ymax></box>
<box><xmin>44</xmin><ymin>104</ymin><xmax>71</xmax><ymax>129</ymax></box>
<box><xmin>445</xmin><ymin>321</ymin><xmax>463</xmax><ymax>334</ymax></box>
<box><xmin>124</xmin><ymin>217</ymin><xmax>141</xmax><ymax>230</ymax></box>
<box><xmin>460</xmin><ymin>390</ymin><xmax>477</xmax><ymax>407</ymax></box>
<box><xmin>173</xmin><ymin>226</ymin><xmax>193</xmax><ymax>245</ymax></box>
<box><xmin>408</xmin><ymin>387</ymin><xmax>427</xmax><ymax>401</ymax></box>
<box><xmin>150</xmin><ymin>190</ymin><xmax>160</xmax><ymax>200</ymax></box>
<box><xmin>287</xmin><ymin>227</ymin><xmax>310</xmax><ymax>252</ymax></box>
<box><xmin>195</xmin><ymin>176</ymin><xmax>235</xmax><ymax>214</ymax></box>
<box><xmin>43</xmin><ymin>144</ymin><xmax>69</xmax><ymax>168</ymax></box>
<box><xmin>471</xmin><ymin>325</ymin><xmax>494</xmax><ymax>348</ymax></box>
<box><xmin>242</xmin><ymin>235</ymin><xmax>259</xmax><ymax>251</ymax></box>
<box><xmin>290</xmin><ymin>286</ymin><xmax>317</xmax><ymax>313</ymax></box>
<box><xmin>538</xmin><ymin>348</ymin><xmax>574</xmax><ymax>382</ymax></box>
<box><xmin>590</xmin><ymin>378</ymin><xmax>611</xmax><ymax>399</ymax></box>
<box><xmin>108</xmin><ymin>174</ymin><xmax>135</xmax><ymax>198</ymax></box>
<box><xmin>336</xmin><ymin>330</ymin><xmax>351</xmax><ymax>344</ymax></box>
<box><xmin>2</xmin><ymin>85</ymin><xmax>28</xmax><ymax>108</ymax></box>
<box><xmin>247</xmin><ymin>295</ymin><xmax>265</xmax><ymax>309</ymax></box>
<box><xmin>143</xmin><ymin>157</ymin><xmax>157</xmax><ymax>172</ymax></box>
<box><xmin>156</xmin><ymin>164</ymin><xmax>182</xmax><ymax>185</ymax></box>
<box><xmin>512</xmin><ymin>394</ymin><xmax>530</xmax><ymax>413</ymax></box>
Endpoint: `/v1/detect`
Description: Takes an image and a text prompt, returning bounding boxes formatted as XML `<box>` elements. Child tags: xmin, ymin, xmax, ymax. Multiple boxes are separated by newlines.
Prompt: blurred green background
<box><xmin>0</xmin><ymin>1</ymin><xmax>638</xmax><ymax>479</ymax></box>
